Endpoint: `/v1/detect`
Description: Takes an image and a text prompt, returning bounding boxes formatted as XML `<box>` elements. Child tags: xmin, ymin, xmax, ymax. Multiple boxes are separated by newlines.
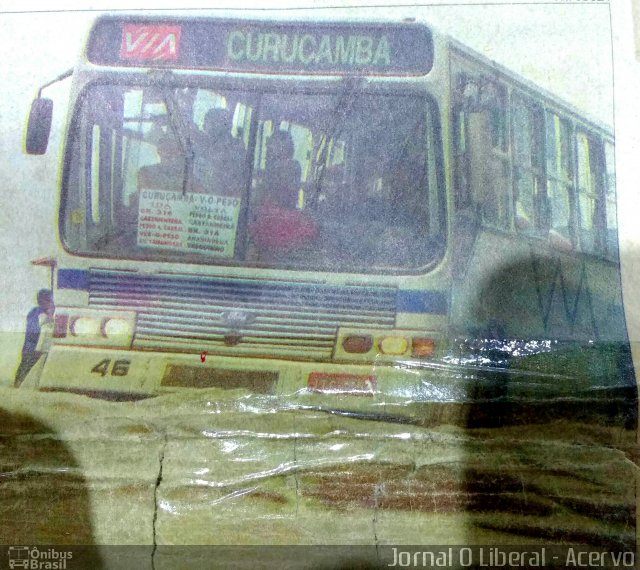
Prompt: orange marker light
<box><xmin>412</xmin><ymin>337</ymin><xmax>436</xmax><ymax>358</ymax></box>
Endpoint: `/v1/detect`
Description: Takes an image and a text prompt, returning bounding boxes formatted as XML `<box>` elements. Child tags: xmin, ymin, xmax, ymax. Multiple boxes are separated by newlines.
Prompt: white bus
<box><xmin>19</xmin><ymin>14</ymin><xmax>636</xmax><ymax>426</ymax></box>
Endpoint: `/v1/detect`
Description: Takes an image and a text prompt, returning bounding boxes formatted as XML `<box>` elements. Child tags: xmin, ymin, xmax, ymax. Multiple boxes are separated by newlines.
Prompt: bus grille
<box><xmin>88</xmin><ymin>269</ymin><xmax>397</xmax><ymax>360</ymax></box>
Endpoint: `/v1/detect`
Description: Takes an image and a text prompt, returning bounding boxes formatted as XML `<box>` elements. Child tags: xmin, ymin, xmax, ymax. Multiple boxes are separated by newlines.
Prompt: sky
<box><xmin>1</xmin><ymin>1</ymin><xmax>638</xmax><ymax>377</ymax></box>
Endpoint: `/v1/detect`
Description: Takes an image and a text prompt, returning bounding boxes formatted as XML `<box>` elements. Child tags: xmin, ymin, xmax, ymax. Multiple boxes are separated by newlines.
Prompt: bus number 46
<box><xmin>91</xmin><ymin>359</ymin><xmax>130</xmax><ymax>377</ymax></box>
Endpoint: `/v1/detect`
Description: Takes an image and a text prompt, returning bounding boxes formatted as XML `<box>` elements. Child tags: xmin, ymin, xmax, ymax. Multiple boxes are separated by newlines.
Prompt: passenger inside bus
<box><xmin>262</xmin><ymin>129</ymin><xmax>302</xmax><ymax>197</ymax></box>
<box><xmin>113</xmin><ymin>131</ymin><xmax>200</xmax><ymax>244</ymax></box>
<box><xmin>112</xmin><ymin>132</ymin><xmax>188</xmax><ymax>238</ymax></box>
<box><xmin>194</xmin><ymin>108</ymin><xmax>246</xmax><ymax>195</ymax></box>
<box><xmin>138</xmin><ymin>132</ymin><xmax>186</xmax><ymax>191</ymax></box>
<box><xmin>249</xmin><ymin>130</ymin><xmax>318</xmax><ymax>256</ymax></box>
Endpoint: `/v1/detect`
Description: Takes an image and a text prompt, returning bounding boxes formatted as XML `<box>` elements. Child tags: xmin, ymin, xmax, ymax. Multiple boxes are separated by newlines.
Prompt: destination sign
<box><xmin>137</xmin><ymin>190</ymin><xmax>241</xmax><ymax>257</ymax></box>
<box><xmin>87</xmin><ymin>17</ymin><xmax>433</xmax><ymax>75</ymax></box>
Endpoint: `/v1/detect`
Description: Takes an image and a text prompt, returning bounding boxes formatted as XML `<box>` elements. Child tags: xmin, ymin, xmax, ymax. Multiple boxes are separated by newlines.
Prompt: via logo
<box><xmin>120</xmin><ymin>24</ymin><xmax>182</xmax><ymax>61</ymax></box>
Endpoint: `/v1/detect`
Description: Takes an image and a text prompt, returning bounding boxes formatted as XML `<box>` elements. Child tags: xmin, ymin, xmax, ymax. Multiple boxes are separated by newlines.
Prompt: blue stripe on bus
<box><xmin>56</xmin><ymin>269</ymin><xmax>447</xmax><ymax>314</ymax></box>
<box><xmin>396</xmin><ymin>290</ymin><xmax>447</xmax><ymax>314</ymax></box>
<box><xmin>57</xmin><ymin>269</ymin><xmax>89</xmax><ymax>290</ymax></box>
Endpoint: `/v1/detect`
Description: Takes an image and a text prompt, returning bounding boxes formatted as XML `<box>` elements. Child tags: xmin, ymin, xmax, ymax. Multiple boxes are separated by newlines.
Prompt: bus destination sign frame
<box><xmin>88</xmin><ymin>17</ymin><xmax>434</xmax><ymax>76</ymax></box>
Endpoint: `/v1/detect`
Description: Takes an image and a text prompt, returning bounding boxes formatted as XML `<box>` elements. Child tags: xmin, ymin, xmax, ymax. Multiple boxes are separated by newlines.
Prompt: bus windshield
<box><xmin>62</xmin><ymin>83</ymin><xmax>444</xmax><ymax>272</ymax></box>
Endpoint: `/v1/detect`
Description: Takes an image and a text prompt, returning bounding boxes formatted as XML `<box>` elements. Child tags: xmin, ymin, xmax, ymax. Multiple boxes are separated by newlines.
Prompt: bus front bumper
<box><xmin>32</xmin><ymin>344</ymin><xmax>636</xmax><ymax>426</ymax></box>
<box><xmin>35</xmin><ymin>344</ymin><xmax>486</xmax><ymax>419</ymax></box>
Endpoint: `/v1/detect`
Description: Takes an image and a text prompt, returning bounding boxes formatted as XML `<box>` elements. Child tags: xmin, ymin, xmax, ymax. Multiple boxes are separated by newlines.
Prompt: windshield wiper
<box><xmin>161</xmin><ymin>86</ymin><xmax>196</xmax><ymax>195</ymax></box>
<box><xmin>307</xmin><ymin>77</ymin><xmax>364</xmax><ymax>209</ymax></box>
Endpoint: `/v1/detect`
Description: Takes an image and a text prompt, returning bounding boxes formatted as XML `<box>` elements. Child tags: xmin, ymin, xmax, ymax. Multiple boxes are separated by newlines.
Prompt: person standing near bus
<box><xmin>14</xmin><ymin>289</ymin><xmax>54</xmax><ymax>387</ymax></box>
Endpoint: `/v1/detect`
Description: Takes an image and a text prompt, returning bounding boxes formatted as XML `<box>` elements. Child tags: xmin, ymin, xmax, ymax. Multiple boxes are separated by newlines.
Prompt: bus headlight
<box><xmin>102</xmin><ymin>318</ymin><xmax>132</xmax><ymax>339</ymax></box>
<box><xmin>70</xmin><ymin>316</ymin><xmax>101</xmax><ymax>337</ymax></box>
<box><xmin>336</xmin><ymin>328</ymin><xmax>440</xmax><ymax>361</ymax></box>
<box><xmin>55</xmin><ymin>308</ymin><xmax>136</xmax><ymax>347</ymax></box>
<box><xmin>379</xmin><ymin>335</ymin><xmax>409</xmax><ymax>355</ymax></box>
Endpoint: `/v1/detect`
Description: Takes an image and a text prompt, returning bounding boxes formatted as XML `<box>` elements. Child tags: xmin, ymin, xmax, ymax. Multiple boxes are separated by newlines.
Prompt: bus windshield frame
<box><xmin>60</xmin><ymin>78</ymin><xmax>446</xmax><ymax>275</ymax></box>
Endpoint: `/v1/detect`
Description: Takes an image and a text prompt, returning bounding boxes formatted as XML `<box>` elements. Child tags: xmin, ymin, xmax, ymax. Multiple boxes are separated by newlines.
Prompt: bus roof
<box><xmin>448</xmin><ymin>37</ymin><xmax>612</xmax><ymax>136</ymax></box>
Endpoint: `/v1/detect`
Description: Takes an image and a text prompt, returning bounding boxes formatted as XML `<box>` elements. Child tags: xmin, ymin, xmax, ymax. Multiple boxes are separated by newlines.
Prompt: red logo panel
<box><xmin>120</xmin><ymin>24</ymin><xmax>182</xmax><ymax>61</ymax></box>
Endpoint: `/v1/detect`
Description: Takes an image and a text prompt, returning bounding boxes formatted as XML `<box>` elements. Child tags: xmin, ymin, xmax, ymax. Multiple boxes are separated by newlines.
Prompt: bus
<box><xmin>19</xmin><ymin>14</ymin><xmax>636</xmax><ymax>424</ymax></box>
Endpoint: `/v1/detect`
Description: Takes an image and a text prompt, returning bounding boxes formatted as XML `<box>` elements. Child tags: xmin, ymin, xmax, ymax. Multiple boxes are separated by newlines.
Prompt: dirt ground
<box><xmin>0</xmin><ymin>387</ymin><xmax>637</xmax><ymax>569</ymax></box>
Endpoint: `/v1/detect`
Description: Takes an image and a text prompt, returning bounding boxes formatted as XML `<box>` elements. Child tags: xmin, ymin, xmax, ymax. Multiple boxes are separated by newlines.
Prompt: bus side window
<box><xmin>467</xmin><ymin>112</ymin><xmax>494</xmax><ymax>221</ymax></box>
<box><xmin>512</xmin><ymin>98</ymin><xmax>545</xmax><ymax>235</ymax></box>
<box><xmin>545</xmin><ymin>113</ymin><xmax>574</xmax><ymax>250</ymax></box>
<box><xmin>485</xmin><ymin>83</ymin><xmax>510</xmax><ymax>228</ymax></box>
<box><xmin>576</xmin><ymin>131</ymin><xmax>605</xmax><ymax>255</ymax></box>
<box><xmin>458</xmin><ymin>84</ymin><xmax>509</xmax><ymax>229</ymax></box>
<box><xmin>453</xmin><ymin>108</ymin><xmax>470</xmax><ymax>210</ymax></box>
<box><xmin>604</xmin><ymin>141</ymin><xmax>618</xmax><ymax>259</ymax></box>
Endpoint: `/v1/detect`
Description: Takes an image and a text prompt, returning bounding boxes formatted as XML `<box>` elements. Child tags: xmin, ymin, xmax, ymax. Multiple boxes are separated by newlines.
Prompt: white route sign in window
<box><xmin>137</xmin><ymin>190</ymin><xmax>241</xmax><ymax>257</ymax></box>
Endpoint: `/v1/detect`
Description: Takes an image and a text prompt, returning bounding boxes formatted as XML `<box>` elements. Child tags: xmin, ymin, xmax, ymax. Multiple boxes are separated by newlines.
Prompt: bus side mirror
<box><xmin>26</xmin><ymin>98</ymin><xmax>53</xmax><ymax>155</ymax></box>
